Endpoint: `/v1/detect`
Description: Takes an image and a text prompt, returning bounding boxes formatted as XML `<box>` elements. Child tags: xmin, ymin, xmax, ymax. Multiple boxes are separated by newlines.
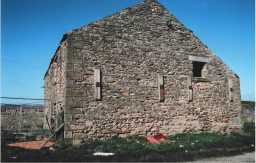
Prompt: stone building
<box><xmin>44</xmin><ymin>0</ymin><xmax>241</xmax><ymax>143</ymax></box>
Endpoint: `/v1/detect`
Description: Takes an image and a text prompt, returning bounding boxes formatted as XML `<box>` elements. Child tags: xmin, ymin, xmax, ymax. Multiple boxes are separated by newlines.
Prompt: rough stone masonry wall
<box><xmin>60</xmin><ymin>1</ymin><xmax>241</xmax><ymax>142</ymax></box>
<box><xmin>44</xmin><ymin>43</ymin><xmax>66</xmax><ymax>130</ymax></box>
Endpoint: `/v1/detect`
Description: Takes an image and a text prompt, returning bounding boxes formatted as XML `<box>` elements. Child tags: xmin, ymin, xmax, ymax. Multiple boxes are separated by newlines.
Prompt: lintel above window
<box><xmin>188</xmin><ymin>56</ymin><xmax>210</xmax><ymax>63</ymax></box>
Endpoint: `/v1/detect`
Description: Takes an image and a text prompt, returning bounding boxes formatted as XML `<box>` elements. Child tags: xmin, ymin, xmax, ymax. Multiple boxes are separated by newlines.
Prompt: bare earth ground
<box><xmin>193</xmin><ymin>152</ymin><xmax>255</xmax><ymax>163</ymax></box>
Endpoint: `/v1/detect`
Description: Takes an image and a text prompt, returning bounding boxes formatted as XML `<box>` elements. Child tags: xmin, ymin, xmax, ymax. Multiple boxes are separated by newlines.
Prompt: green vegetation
<box><xmin>242</xmin><ymin>122</ymin><xmax>255</xmax><ymax>136</ymax></box>
<box><xmin>2</xmin><ymin>132</ymin><xmax>255</xmax><ymax>162</ymax></box>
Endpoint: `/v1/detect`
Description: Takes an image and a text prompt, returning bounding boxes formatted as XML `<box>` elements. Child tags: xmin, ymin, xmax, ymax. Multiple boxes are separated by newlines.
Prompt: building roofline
<box><xmin>43</xmin><ymin>0</ymin><xmax>155</xmax><ymax>80</ymax></box>
<box><xmin>44</xmin><ymin>33</ymin><xmax>69</xmax><ymax>79</ymax></box>
<box><xmin>64</xmin><ymin>0</ymin><xmax>167</xmax><ymax>34</ymax></box>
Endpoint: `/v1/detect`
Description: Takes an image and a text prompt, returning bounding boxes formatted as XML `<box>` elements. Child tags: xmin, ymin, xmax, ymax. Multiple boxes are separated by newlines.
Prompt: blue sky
<box><xmin>1</xmin><ymin>0</ymin><xmax>255</xmax><ymax>103</ymax></box>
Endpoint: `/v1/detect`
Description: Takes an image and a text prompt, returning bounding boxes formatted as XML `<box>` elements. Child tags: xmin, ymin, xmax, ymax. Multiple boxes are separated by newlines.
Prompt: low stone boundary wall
<box><xmin>1</xmin><ymin>104</ymin><xmax>44</xmax><ymax>132</ymax></box>
<box><xmin>241</xmin><ymin>101</ymin><xmax>255</xmax><ymax>123</ymax></box>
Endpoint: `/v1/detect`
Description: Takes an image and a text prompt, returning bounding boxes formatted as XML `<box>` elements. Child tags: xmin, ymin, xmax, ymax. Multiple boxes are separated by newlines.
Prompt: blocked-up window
<box><xmin>192</xmin><ymin>61</ymin><xmax>206</xmax><ymax>77</ymax></box>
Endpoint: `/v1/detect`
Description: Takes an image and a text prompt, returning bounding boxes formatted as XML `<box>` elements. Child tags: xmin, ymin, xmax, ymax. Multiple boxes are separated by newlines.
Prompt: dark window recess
<box><xmin>96</xmin><ymin>82</ymin><xmax>101</xmax><ymax>87</ymax></box>
<box><xmin>167</xmin><ymin>20</ymin><xmax>174</xmax><ymax>30</ymax></box>
<box><xmin>159</xmin><ymin>87</ymin><xmax>165</xmax><ymax>102</ymax></box>
<box><xmin>192</xmin><ymin>61</ymin><xmax>206</xmax><ymax>77</ymax></box>
<box><xmin>158</xmin><ymin>75</ymin><xmax>165</xmax><ymax>102</ymax></box>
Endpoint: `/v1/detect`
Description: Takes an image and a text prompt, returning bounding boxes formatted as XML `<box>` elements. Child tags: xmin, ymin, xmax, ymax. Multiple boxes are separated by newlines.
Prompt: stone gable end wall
<box><xmin>45</xmin><ymin>1</ymin><xmax>241</xmax><ymax>143</ymax></box>
<box><xmin>44</xmin><ymin>42</ymin><xmax>67</xmax><ymax>131</ymax></box>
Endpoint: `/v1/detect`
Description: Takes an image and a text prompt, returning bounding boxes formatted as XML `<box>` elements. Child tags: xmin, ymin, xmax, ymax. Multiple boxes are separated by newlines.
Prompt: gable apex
<box><xmin>67</xmin><ymin>0</ymin><xmax>170</xmax><ymax>33</ymax></box>
<box><xmin>144</xmin><ymin>0</ymin><xmax>159</xmax><ymax>4</ymax></box>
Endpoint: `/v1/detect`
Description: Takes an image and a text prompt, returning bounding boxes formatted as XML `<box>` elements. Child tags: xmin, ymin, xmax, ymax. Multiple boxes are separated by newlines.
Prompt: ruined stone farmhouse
<box><xmin>44</xmin><ymin>0</ymin><xmax>241</xmax><ymax>143</ymax></box>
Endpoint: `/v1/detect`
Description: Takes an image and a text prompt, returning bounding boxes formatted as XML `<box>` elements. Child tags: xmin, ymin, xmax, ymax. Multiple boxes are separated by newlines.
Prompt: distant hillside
<box><xmin>1</xmin><ymin>104</ymin><xmax>43</xmax><ymax>112</ymax></box>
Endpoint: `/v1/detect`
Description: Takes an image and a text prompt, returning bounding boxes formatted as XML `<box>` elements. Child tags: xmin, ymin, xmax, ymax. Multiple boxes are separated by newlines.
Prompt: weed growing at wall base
<box><xmin>2</xmin><ymin>132</ymin><xmax>255</xmax><ymax>162</ymax></box>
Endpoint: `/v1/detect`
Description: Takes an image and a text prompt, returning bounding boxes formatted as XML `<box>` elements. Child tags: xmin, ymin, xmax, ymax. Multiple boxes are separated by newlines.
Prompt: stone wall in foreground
<box><xmin>241</xmin><ymin>101</ymin><xmax>255</xmax><ymax>123</ymax></box>
<box><xmin>1</xmin><ymin>105</ymin><xmax>44</xmax><ymax>131</ymax></box>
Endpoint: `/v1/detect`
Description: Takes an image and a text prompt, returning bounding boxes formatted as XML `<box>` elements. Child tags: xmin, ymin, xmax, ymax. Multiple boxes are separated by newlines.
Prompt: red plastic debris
<box><xmin>145</xmin><ymin>133</ymin><xmax>167</xmax><ymax>144</ymax></box>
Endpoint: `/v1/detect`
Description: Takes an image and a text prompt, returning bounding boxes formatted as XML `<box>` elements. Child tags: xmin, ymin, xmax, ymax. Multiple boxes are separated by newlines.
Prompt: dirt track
<box><xmin>194</xmin><ymin>152</ymin><xmax>255</xmax><ymax>162</ymax></box>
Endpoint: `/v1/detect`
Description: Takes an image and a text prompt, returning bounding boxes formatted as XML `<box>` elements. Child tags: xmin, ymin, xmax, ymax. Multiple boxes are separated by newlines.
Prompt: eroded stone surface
<box><xmin>44</xmin><ymin>0</ymin><xmax>241</xmax><ymax>142</ymax></box>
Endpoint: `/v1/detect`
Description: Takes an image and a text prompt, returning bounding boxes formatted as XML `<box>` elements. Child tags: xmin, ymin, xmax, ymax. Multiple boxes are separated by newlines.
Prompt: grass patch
<box><xmin>2</xmin><ymin>132</ymin><xmax>255</xmax><ymax>162</ymax></box>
